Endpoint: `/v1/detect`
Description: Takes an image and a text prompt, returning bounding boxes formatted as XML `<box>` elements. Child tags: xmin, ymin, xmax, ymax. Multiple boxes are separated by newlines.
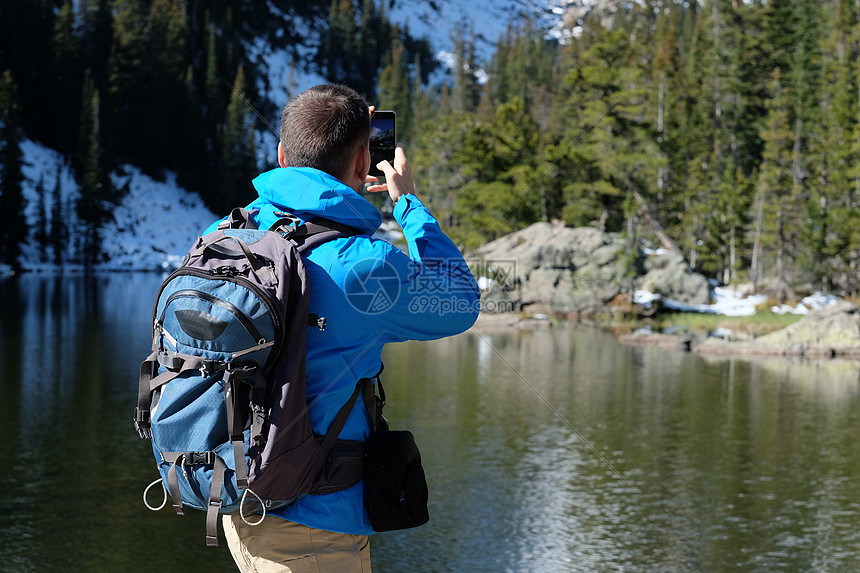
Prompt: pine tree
<box><xmin>451</xmin><ymin>26</ymin><xmax>481</xmax><ymax>113</ymax></box>
<box><xmin>558</xmin><ymin>26</ymin><xmax>663</xmax><ymax>233</ymax></box>
<box><xmin>205</xmin><ymin>21</ymin><xmax>221</xmax><ymax>111</ymax></box>
<box><xmin>52</xmin><ymin>0</ymin><xmax>83</xmax><ymax>155</ymax></box>
<box><xmin>785</xmin><ymin>0</ymin><xmax>823</xmax><ymax>227</ymax></box>
<box><xmin>695</xmin><ymin>162</ymin><xmax>752</xmax><ymax>283</ymax></box>
<box><xmin>147</xmin><ymin>0</ymin><xmax>189</xmax><ymax>170</ymax></box>
<box><xmin>80</xmin><ymin>0</ymin><xmax>114</xmax><ymax>91</ymax></box>
<box><xmin>451</xmin><ymin>97</ymin><xmax>541</xmax><ymax>246</ymax></box>
<box><xmin>0</xmin><ymin>1</ymin><xmax>58</xmax><ymax>147</ymax></box>
<box><xmin>803</xmin><ymin>0</ymin><xmax>860</xmax><ymax>292</ymax></box>
<box><xmin>106</xmin><ymin>0</ymin><xmax>149</xmax><ymax>170</ymax></box>
<box><xmin>675</xmin><ymin>1</ymin><xmax>723</xmax><ymax>270</ymax></box>
<box><xmin>727</xmin><ymin>2</ymin><xmax>768</xmax><ymax>177</ymax></box>
<box><xmin>378</xmin><ymin>35</ymin><xmax>411</xmax><ymax>140</ymax></box>
<box><xmin>0</xmin><ymin>71</ymin><xmax>26</xmax><ymax>272</ymax></box>
<box><xmin>487</xmin><ymin>19</ymin><xmax>554</xmax><ymax>111</ymax></box>
<box><xmin>411</xmin><ymin>86</ymin><xmax>472</xmax><ymax>214</ymax></box>
<box><xmin>670</xmin><ymin>1</ymin><xmax>761</xmax><ymax>277</ymax></box>
<box><xmin>77</xmin><ymin>76</ymin><xmax>110</xmax><ymax>267</ymax></box>
<box><xmin>178</xmin><ymin>65</ymin><xmax>208</xmax><ymax>193</ymax></box>
<box><xmin>223</xmin><ymin>6</ymin><xmax>237</xmax><ymax>78</ymax></box>
<box><xmin>753</xmin><ymin>69</ymin><xmax>797</xmax><ymax>297</ymax></box>
<box><xmin>324</xmin><ymin>0</ymin><xmax>359</xmax><ymax>85</ymax></box>
<box><xmin>34</xmin><ymin>176</ymin><xmax>49</xmax><ymax>264</ymax></box>
<box><xmin>213</xmin><ymin>66</ymin><xmax>257</xmax><ymax>214</ymax></box>
<box><xmin>409</xmin><ymin>53</ymin><xmax>428</xmax><ymax>145</ymax></box>
<box><xmin>51</xmin><ymin>172</ymin><xmax>66</xmax><ymax>267</ymax></box>
<box><xmin>356</xmin><ymin>0</ymin><xmax>384</xmax><ymax>99</ymax></box>
<box><xmin>65</xmin><ymin>194</ymin><xmax>81</xmax><ymax>265</ymax></box>
<box><xmin>651</xmin><ymin>8</ymin><xmax>687</xmax><ymax>212</ymax></box>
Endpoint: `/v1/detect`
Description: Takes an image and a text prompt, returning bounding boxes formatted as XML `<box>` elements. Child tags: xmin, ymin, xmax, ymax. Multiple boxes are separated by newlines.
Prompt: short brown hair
<box><xmin>279</xmin><ymin>84</ymin><xmax>370</xmax><ymax>181</ymax></box>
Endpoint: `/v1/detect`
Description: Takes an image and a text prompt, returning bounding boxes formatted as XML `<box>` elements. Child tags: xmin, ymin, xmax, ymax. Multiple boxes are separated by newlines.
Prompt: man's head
<box><xmin>279</xmin><ymin>84</ymin><xmax>371</xmax><ymax>188</ymax></box>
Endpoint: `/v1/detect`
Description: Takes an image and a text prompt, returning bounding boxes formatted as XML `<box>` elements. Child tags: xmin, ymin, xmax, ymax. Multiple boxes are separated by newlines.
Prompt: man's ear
<box><xmin>352</xmin><ymin>144</ymin><xmax>370</xmax><ymax>181</ymax></box>
<box><xmin>277</xmin><ymin>141</ymin><xmax>287</xmax><ymax>168</ymax></box>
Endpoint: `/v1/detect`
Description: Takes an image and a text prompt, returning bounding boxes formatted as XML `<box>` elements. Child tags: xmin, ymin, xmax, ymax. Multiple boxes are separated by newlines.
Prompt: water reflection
<box><xmin>1</xmin><ymin>275</ymin><xmax>859</xmax><ymax>572</ymax></box>
<box><xmin>377</xmin><ymin>327</ymin><xmax>860</xmax><ymax>572</ymax></box>
<box><xmin>0</xmin><ymin>274</ymin><xmax>236</xmax><ymax>572</ymax></box>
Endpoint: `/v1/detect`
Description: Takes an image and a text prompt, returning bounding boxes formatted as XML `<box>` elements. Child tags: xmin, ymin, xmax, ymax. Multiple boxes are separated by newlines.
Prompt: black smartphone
<box><xmin>369</xmin><ymin>110</ymin><xmax>396</xmax><ymax>177</ymax></box>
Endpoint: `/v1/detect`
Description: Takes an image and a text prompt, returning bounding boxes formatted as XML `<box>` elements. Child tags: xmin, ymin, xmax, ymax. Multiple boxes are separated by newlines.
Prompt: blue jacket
<box><xmin>205</xmin><ymin>167</ymin><xmax>479</xmax><ymax>534</ymax></box>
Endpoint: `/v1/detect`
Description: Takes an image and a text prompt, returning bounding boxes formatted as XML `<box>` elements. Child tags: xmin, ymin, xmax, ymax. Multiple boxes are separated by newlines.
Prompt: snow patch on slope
<box><xmin>101</xmin><ymin>167</ymin><xmax>217</xmax><ymax>271</ymax></box>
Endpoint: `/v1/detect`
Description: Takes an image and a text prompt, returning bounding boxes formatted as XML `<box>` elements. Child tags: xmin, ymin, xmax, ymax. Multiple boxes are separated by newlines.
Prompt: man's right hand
<box><xmin>366</xmin><ymin>144</ymin><xmax>414</xmax><ymax>205</ymax></box>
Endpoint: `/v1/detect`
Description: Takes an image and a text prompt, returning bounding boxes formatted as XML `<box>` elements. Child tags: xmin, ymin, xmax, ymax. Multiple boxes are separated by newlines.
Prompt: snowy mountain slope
<box><xmin>8</xmin><ymin>138</ymin><xmax>403</xmax><ymax>274</ymax></box>
<box><xmin>250</xmin><ymin>0</ymin><xmax>595</xmax><ymax>115</ymax></box>
<box><xmin>10</xmin><ymin>139</ymin><xmax>219</xmax><ymax>273</ymax></box>
<box><xmin>2</xmin><ymin>0</ymin><xmax>604</xmax><ymax>275</ymax></box>
<box><xmin>387</xmin><ymin>0</ymin><xmax>589</xmax><ymax>57</ymax></box>
<box><xmin>16</xmin><ymin>140</ymin><xmax>81</xmax><ymax>272</ymax></box>
<box><xmin>101</xmin><ymin>167</ymin><xmax>218</xmax><ymax>271</ymax></box>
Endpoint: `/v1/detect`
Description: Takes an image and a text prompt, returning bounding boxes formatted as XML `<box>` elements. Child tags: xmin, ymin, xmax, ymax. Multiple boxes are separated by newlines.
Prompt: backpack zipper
<box><xmin>161</xmin><ymin>289</ymin><xmax>266</xmax><ymax>345</ymax></box>
<box><xmin>154</xmin><ymin>267</ymin><xmax>283</xmax><ymax>362</ymax></box>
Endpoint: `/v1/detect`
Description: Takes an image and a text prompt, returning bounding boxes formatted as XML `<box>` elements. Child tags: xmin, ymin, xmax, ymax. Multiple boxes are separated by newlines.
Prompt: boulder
<box><xmin>697</xmin><ymin>300</ymin><xmax>860</xmax><ymax>358</ymax></box>
<box><xmin>756</xmin><ymin>300</ymin><xmax>860</xmax><ymax>349</ymax></box>
<box><xmin>472</xmin><ymin>222</ymin><xmax>710</xmax><ymax>314</ymax></box>
<box><xmin>637</xmin><ymin>250</ymin><xmax>711</xmax><ymax>305</ymax></box>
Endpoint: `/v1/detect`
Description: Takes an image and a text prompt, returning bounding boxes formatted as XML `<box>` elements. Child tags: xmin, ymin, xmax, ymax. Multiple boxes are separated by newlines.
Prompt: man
<box><xmin>207</xmin><ymin>84</ymin><xmax>480</xmax><ymax>572</ymax></box>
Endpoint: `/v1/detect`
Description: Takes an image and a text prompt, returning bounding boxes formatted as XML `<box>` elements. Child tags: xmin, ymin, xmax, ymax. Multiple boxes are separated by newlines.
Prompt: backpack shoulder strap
<box><xmin>217</xmin><ymin>207</ymin><xmax>259</xmax><ymax>230</ymax></box>
<box><xmin>366</xmin><ymin>364</ymin><xmax>388</xmax><ymax>432</ymax></box>
<box><xmin>270</xmin><ymin>215</ymin><xmax>365</xmax><ymax>252</ymax></box>
<box><xmin>322</xmin><ymin>363</ymin><xmax>385</xmax><ymax>449</ymax></box>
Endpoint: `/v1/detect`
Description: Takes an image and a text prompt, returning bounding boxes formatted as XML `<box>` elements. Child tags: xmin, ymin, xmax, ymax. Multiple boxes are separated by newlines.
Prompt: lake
<box><xmin>1</xmin><ymin>274</ymin><xmax>859</xmax><ymax>572</ymax></box>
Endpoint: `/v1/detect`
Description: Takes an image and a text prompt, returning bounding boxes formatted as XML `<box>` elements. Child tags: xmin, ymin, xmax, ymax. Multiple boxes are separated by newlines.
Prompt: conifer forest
<box><xmin>2</xmin><ymin>0</ymin><xmax>860</xmax><ymax>297</ymax></box>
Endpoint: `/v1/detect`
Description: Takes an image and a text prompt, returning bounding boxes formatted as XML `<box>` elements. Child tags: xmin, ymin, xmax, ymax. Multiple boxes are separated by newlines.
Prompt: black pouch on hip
<box><xmin>362</xmin><ymin>372</ymin><xmax>429</xmax><ymax>532</ymax></box>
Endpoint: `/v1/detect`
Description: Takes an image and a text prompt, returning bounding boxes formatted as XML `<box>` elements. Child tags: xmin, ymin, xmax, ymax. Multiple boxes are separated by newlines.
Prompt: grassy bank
<box><xmin>593</xmin><ymin>309</ymin><xmax>805</xmax><ymax>340</ymax></box>
<box><xmin>652</xmin><ymin>311</ymin><xmax>803</xmax><ymax>336</ymax></box>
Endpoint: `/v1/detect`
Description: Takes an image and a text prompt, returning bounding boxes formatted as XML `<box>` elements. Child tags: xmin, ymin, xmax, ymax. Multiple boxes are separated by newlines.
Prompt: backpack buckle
<box><xmin>208</xmin><ymin>265</ymin><xmax>241</xmax><ymax>278</ymax></box>
<box><xmin>272</xmin><ymin>213</ymin><xmax>301</xmax><ymax>238</ymax></box>
<box><xmin>308</xmin><ymin>313</ymin><xmax>327</xmax><ymax>331</ymax></box>
<box><xmin>186</xmin><ymin>451</ymin><xmax>215</xmax><ymax>466</ymax></box>
<box><xmin>225</xmin><ymin>362</ymin><xmax>257</xmax><ymax>382</ymax></box>
<box><xmin>133</xmin><ymin>407</ymin><xmax>152</xmax><ymax>439</ymax></box>
<box><xmin>250</xmin><ymin>403</ymin><xmax>267</xmax><ymax>446</ymax></box>
<box><xmin>199</xmin><ymin>360</ymin><xmax>224</xmax><ymax>376</ymax></box>
<box><xmin>157</xmin><ymin>351</ymin><xmax>183</xmax><ymax>371</ymax></box>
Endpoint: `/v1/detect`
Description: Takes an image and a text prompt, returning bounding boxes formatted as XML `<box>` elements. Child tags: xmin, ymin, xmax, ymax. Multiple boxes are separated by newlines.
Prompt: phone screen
<box><xmin>369</xmin><ymin>111</ymin><xmax>396</xmax><ymax>177</ymax></box>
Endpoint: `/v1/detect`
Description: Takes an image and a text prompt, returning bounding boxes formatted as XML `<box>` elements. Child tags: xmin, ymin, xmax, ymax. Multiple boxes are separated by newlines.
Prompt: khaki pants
<box><xmin>223</xmin><ymin>513</ymin><xmax>373</xmax><ymax>573</ymax></box>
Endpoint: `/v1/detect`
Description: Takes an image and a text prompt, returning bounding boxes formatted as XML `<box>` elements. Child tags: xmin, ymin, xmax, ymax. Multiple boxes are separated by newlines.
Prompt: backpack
<box><xmin>133</xmin><ymin>208</ymin><xmax>371</xmax><ymax>546</ymax></box>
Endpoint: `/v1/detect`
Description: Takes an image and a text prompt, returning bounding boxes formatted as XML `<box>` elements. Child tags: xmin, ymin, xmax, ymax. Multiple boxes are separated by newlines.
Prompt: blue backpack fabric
<box><xmin>133</xmin><ymin>210</ymin><xmax>372</xmax><ymax>546</ymax></box>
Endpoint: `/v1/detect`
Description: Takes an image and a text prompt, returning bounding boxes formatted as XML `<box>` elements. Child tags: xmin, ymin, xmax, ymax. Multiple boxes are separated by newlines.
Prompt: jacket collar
<box><xmin>249</xmin><ymin>167</ymin><xmax>382</xmax><ymax>234</ymax></box>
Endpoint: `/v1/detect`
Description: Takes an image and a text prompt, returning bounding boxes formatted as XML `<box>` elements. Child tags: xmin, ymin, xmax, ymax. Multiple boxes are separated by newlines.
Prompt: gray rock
<box><xmin>636</xmin><ymin>250</ymin><xmax>711</xmax><ymax>305</ymax></box>
<box><xmin>472</xmin><ymin>222</ymin><xmax>710</xmax><ymax>314</ymax></box>
<box><xmin>697</xmin><ymin>301</ymin><xmax>860</xmax><ymax>358</ymax></box>
<box><xmin>758</xmin><ymin>300</ymin><xmax>860</xmax><ymax>347</ymax></box>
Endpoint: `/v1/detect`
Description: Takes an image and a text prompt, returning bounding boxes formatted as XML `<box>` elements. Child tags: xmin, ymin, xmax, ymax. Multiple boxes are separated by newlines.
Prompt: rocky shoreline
<box><xmin>693</xmin><ymin>300</ymin><xmax>860</xmax><ymax>359</ymax></box>
<box><xmin>469</xmin><ymin>312</ymin><xmax>552</xmax><ymax>331</ymax></box>
<box><xmin>470</xmin><ymin>301</ymin><xmax>860</xmax><ymax>361</ymax></box>
<box><xmin>472</xmin><ymin>222</ymin><xmax>710</xmax><ymax>315</ymax></box>
<box><xmin>467</xmin><ymin>221</ymin><xmax>860</xmax><ymax>360</ymax></box>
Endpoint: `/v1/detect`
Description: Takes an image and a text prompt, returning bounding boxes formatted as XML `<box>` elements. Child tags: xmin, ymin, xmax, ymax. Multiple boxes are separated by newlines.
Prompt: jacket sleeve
<box><xmin>370</xmin><ymin>194</ymin><xmax>480</xmax><ymax>342</ymax></box>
